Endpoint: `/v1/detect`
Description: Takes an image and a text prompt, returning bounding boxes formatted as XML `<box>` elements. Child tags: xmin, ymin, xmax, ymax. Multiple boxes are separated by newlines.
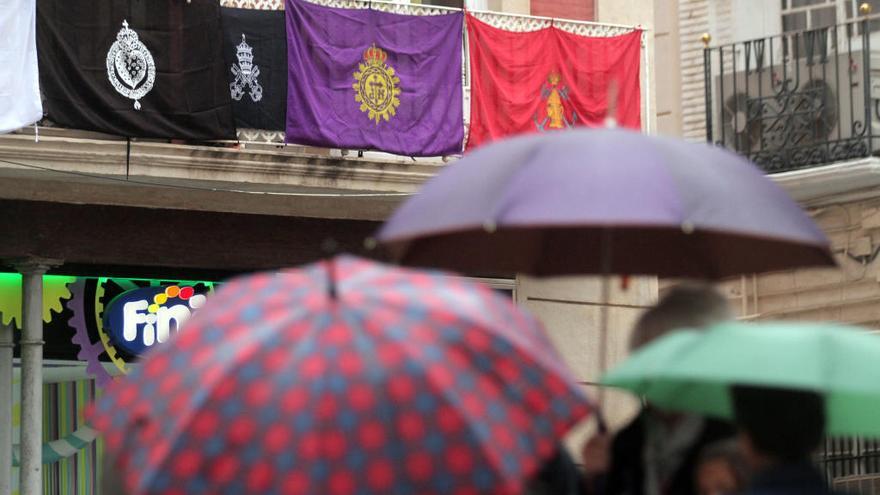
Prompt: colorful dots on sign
<box><xmin>103</xmin><ymin>285</ymin><xmax>210</xmax><ymax>356</ymax></box>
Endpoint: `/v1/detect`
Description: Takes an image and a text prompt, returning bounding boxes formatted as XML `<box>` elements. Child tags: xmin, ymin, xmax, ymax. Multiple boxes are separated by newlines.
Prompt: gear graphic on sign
<box><xmin>95</xmin><ymin>277</ymin><xmax>135</xmax><ymax>375</ymax></box>
<box><xmin>68</xmin><ymin>279</ymin><xmax>114</xmax><ymax>386</ymax></box>
<box><xmin>0</xmin><ymin>274</ymin><xmax>75</xmax><ymax>328</ymax></box>
<box><xmin>68</xmin><ymin>278</ymin><xmax>216</xmax><ymax>386</ymax></box>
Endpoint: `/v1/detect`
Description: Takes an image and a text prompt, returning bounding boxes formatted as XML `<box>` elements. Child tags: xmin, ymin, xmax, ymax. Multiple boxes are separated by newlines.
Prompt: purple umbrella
<box><xmin>377</xmin><ymin>128</ymin><xmax>834</xmax><ymax>279</ymax></box>
<box><xmin>377</xmin><ymin>128</ymin><xmax>835</xmax><ymax>412</ymax></box>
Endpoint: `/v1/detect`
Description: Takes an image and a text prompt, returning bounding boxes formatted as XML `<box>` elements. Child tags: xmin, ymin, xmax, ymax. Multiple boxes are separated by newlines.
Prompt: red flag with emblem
<box><xmin>466</xmin><ymin>15</ymin><xmax>641</xmax><ymax>150</ymax></box>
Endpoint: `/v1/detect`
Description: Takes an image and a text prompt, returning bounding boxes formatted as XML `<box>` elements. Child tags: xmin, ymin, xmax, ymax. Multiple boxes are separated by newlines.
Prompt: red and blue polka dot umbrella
<box><xmin>89</xmin><ymin>255</ymin><xmax>591</xmax><ymax>495</ymax></box>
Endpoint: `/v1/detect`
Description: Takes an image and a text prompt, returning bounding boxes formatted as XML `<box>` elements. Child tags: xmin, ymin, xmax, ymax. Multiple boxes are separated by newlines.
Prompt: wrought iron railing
<box><xmin>820</xmin><ymin>437</ymin><xmax>880</xmax><ymax>488</ymax></box>
<box><xmin>703</xmin><ymin>17</ymin><xmax>880</xmax><ymax>173</ymax></box>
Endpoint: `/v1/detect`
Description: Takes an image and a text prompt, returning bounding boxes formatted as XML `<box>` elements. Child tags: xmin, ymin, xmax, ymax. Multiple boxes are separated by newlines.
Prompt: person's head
<box><xmin>630</xmin><ymin>282</ymin><xmax>732</xmax><ymax>351</ymax></box>
<box><xmin>732</xmin><ymin>385</ymin><xmax>825</xmax><ymax>468</ymax></box>
<box><xmin>524</xmin><ymin>445</ymin><xmax>582</xmax><ymax>495</ymax></box>
<box><xmin>695</xmin><ymin>440</ymin><xmax>751</xmax><ymax>495</ymax></box>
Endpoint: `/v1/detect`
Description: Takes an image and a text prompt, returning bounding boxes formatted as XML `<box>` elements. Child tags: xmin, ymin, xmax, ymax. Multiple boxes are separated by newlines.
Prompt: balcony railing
<box><xmin>821</xmin><ymin>437</ymin><xmax>880</xmax><ymax>489</ymax></box>
<box><xmin>703</xmin><ymin>18</ymin><xmax>880</xmax><ymax>174</ymax></box>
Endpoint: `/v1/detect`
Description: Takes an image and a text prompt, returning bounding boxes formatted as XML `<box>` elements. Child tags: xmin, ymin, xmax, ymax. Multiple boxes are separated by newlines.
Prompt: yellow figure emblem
<box><xmin>353</xmin><ymin>44</ymin><xmax>401</xmax><ymax>124</ymax></box>
<box><xmin>545</xmin><ymin>73</ymin><xmax>566</xmax><ymax>129</ymax></box>
<box><xmin>534</xmin><ymin>71</ymin><xmax>578</xmax><ymax>131</ymax></box>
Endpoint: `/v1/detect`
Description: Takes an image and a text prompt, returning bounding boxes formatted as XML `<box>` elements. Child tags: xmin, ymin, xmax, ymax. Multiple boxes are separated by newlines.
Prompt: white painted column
<box><xmin>12</xmin><ymin>259</ymin><xmax>58</xmax><ymax>495</ymax></box>
<box><xmin>0</xmin><ymin>319</ymin><xmax>12</xmax><ymax>495</ymax></box>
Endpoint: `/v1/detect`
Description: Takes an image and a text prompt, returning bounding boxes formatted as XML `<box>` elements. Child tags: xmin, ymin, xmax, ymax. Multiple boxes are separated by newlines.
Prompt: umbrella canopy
<box><xmin>88</xmin><ymin>255</ymin><xmax>591</xmax><ymax>495</ymax></box>
<box><xmin>601</xmin><ymin>321</ymin><xmax>880</xmax><ymax>437</ymax></box>
<box><xmin>378</xmin><ymin>128</ymin><xmax>834</xmax><ymax>278</ymax></box>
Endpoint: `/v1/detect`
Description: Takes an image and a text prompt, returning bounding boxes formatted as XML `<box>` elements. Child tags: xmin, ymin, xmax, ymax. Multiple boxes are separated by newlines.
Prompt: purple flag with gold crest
<box><xmin>285</xmin><ymin>0</ymin><xmax>463</xmax><ymax>156</ymax></box>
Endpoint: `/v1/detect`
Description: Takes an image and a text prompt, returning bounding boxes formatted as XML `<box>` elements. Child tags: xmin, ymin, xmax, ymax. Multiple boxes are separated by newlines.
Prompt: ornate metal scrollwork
<box><xmin>709</xmin><ymin>24</ymin><xmax>876</xmax><ymax>173</ymax></box>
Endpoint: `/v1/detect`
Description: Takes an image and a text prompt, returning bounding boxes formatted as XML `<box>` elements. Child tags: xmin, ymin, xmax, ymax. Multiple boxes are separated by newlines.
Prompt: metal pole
<box><xmin>0</xmin><ymin>320</ymin><xmax>12</xmax><ymax>495</ymax></box>
<box><xmin>862</xmin><ymin>5</ymin><xmax>873</xmax><ymax>156</ymax></box>
<box><xmin>20</xmin><ymin>265</ymin><xmax>44</xmax><ymax>495</ymax></box>
<box><xmin>642</xmin><ymin>30</ymin><xmax>651</xmax><ymax>135</ymax></box>
<box><xmin>597</xmin><ymin>228</ymin><xmax>613</xmax><ymax>407</ymax></box>
<box><xmin>12</xmin><ymin>361</ymin><xmax>126</xmax><ymax>385</ymax></box>
<box><xmin>702</xmin><ymin>33</ymin><xmax>713</xmax><ymax>143</ymax></box>
<box><xmin>590</xmin><ymin>228</ymin><xmax>614</xmax><ymax>436</ymax></box>
<box><xmin>11</xmin><ymin>259</ymin><xmax>58</xmax><ymax>495</ymax></box>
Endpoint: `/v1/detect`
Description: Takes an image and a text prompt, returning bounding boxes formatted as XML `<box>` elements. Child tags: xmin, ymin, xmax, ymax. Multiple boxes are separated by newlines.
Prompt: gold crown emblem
<box><xmin>548</xmin><ymin>72</ymin><xmax>561</xmax><ymax>85</ymax></box>
<box><xmin>363</xmin><ymin>44</ymin><xmax>388</xmax><ymax>66</ymax></box>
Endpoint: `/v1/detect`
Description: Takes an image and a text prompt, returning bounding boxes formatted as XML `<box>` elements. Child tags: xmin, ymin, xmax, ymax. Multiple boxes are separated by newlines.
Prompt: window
<box><xmin>782</xmin><ymin>0</ymin><xmax>880</xmax><ymax>36</ymax></box>
<box><xmin>423</xmin><ymin>0</ymin><xmax>463</xmax><ymax>6</ymax></box>
<box><xmin>792</xmin><ymin>0</ymin><xmax>826</xmax><ymax>7</ymax></box>
<box><xmin>783</xmin><ymin>11</ymin><xmax>808</xmax><ymax>31</ymax></box>
<box><xmin>780</xmin><ymin>0</ymin><xmax>839</xmax><ymax>57</ymax></box>
<box><xmin>391</xmin><ymin>0</ymin><xmax>488</xmax><ymax>8</ymax></box>
<box><xmin>394</xmin><ymin>0</ymin><xmax>464</xmax><ymax>7</ymax></box>
<box><xmin>781</xmin><ymin>0</ymin><xmax>838</xmax><ymax>32</ymax></box>
<box><xmin>463</xmin><ymin>277</ymin><xmax>517</xmax><ymax>301</ymax></box>
<box><xmin>844</xmin><ymin>0</ymin><xmax>880</xmax><ymax>34</ymax></box>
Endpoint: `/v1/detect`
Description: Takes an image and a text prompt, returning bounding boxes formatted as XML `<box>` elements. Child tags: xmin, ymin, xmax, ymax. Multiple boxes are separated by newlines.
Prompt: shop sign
<box><xmin>103</xmin><ymin>285</ymin><xmax>207</xmax><ymax>356</ymax></box>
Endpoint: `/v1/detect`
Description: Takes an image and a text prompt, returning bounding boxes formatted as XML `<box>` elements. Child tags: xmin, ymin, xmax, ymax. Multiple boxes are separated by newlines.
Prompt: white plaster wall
<box><xmin>486</xmin><ymin>0</ymin><xmax>529</xmax><ymax>14</ymax></box>
<box><xmin>516</xmin><ymin>274</ymin><xmax>657</xmax><ymax>452</ymax></box>
<box><xmin>597</xmin><ymin>0</ymin><xmax>658</xmax><ymax>134</ymax></box>
<box><xmin>654</xmin><ymin>0</ymin><xmax>682</xmax><ymax>136</ymax></box>
<box><xmin>731</xmin><ymin>0</ymin><xmax>781</xmax><ymax>41</ymax></box>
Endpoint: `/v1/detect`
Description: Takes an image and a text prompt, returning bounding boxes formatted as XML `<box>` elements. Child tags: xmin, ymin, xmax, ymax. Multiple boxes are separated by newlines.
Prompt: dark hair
<box><xmin>698</xmin><ymin>439</ymin><xmax>751</xmax><ymax>486</ymax></box>
<box><xmin>630</xmin><ymin>282</ymin><xmax>731</xmax><ymax>350</ymax></box>
<box><xmin>524</xmin><ymin>446</ymin><xmax>583</xmax><ymax>495</ymax></box>
<box><xmin>732</xmin><ymin>385</ymin><xmax>825</xmax><ymax>461</ymax></box>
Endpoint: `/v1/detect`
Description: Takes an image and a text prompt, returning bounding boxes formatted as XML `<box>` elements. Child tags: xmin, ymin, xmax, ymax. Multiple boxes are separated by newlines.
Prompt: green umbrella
<box><xmin>601</xmin><ymin>321</ymin><xmax>880</xmax><ymax>437</ymax></box>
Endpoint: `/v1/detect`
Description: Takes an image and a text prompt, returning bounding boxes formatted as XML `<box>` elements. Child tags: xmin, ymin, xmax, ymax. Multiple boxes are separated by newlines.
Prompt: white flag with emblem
<box><xmin>0</xmin><ymin>0</ymin><xmax>43</xmax><ymax>133</ymax></box>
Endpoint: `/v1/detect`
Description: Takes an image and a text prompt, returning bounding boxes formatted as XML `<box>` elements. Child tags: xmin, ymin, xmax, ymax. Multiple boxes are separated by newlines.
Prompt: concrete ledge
<box><xmin>0</xmin><ymin>131</ymin><xmax>445</xmax><ymax>221</ymax></box>
<box><xmin>772</xmin><ymin>157</ymin><xmax>880</xmax><ymax>206</ymax></box>
<box><xmin>0</xmin><ymin>172</ymin><xmax>402</xmax><ymax>221</ymax></box>
<box><xmin>0</xmin><ymin>133</ymin><xmax>439</xmax><ymax>194</ymax></box>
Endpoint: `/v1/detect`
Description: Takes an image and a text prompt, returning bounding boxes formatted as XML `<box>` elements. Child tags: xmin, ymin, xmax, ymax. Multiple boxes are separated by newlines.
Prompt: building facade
<box><xmin>663</xmin><ymin>0</ymin><xmax>880</xmax><ymax>334</ymax></box>
<box><xmin>0</xmin><ymin>0</ymin><xmax>658</xmax><ymax>493</ymax></box>
<box><xmin>657</xmin><ymin>0</ymin><xmax>880</xmax><ymax>487</ymax></box>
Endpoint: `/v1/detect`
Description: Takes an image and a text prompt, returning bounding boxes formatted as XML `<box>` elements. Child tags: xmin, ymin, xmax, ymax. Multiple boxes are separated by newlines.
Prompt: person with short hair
<box><xmin>628</xmin><ymin>283</ymin><xmax>734</xmax><ymax>350</ymax></box>
<box><xmin>733</xmin><ymin>385</ymin><xmax>843</xmax><ymax>495</ymax></box>
<box><xmin>582</xmin><ymin>283</ymin><xmax>737</xmax><ymax>495</ymax></box>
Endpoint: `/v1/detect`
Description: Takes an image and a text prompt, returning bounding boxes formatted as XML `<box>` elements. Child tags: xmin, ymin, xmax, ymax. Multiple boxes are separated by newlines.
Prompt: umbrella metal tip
<box><xmin>681</xmin><ymin>221</ymin><xmax>695</xmax><ymax>234</ymax></box>
<box><xmin>364</xmin><ymin>237</ymin><xmax>378</xmax><ymax>250</ymax></box>
<box><xmin>483</xmin><ymin>221</ymin><xmax>497</xmax><ymax>233</ymax></box>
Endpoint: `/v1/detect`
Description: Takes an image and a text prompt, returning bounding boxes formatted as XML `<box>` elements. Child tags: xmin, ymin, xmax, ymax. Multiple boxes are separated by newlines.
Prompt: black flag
<box><xmin>221</xmin><ymin>8</ymin><xmax>287</xmax><ymax>131</ymax></box>
<box><xmin>37</xmin><ymin>0</ymin><xmax>236</xmax><ymax>140</ymax></box>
